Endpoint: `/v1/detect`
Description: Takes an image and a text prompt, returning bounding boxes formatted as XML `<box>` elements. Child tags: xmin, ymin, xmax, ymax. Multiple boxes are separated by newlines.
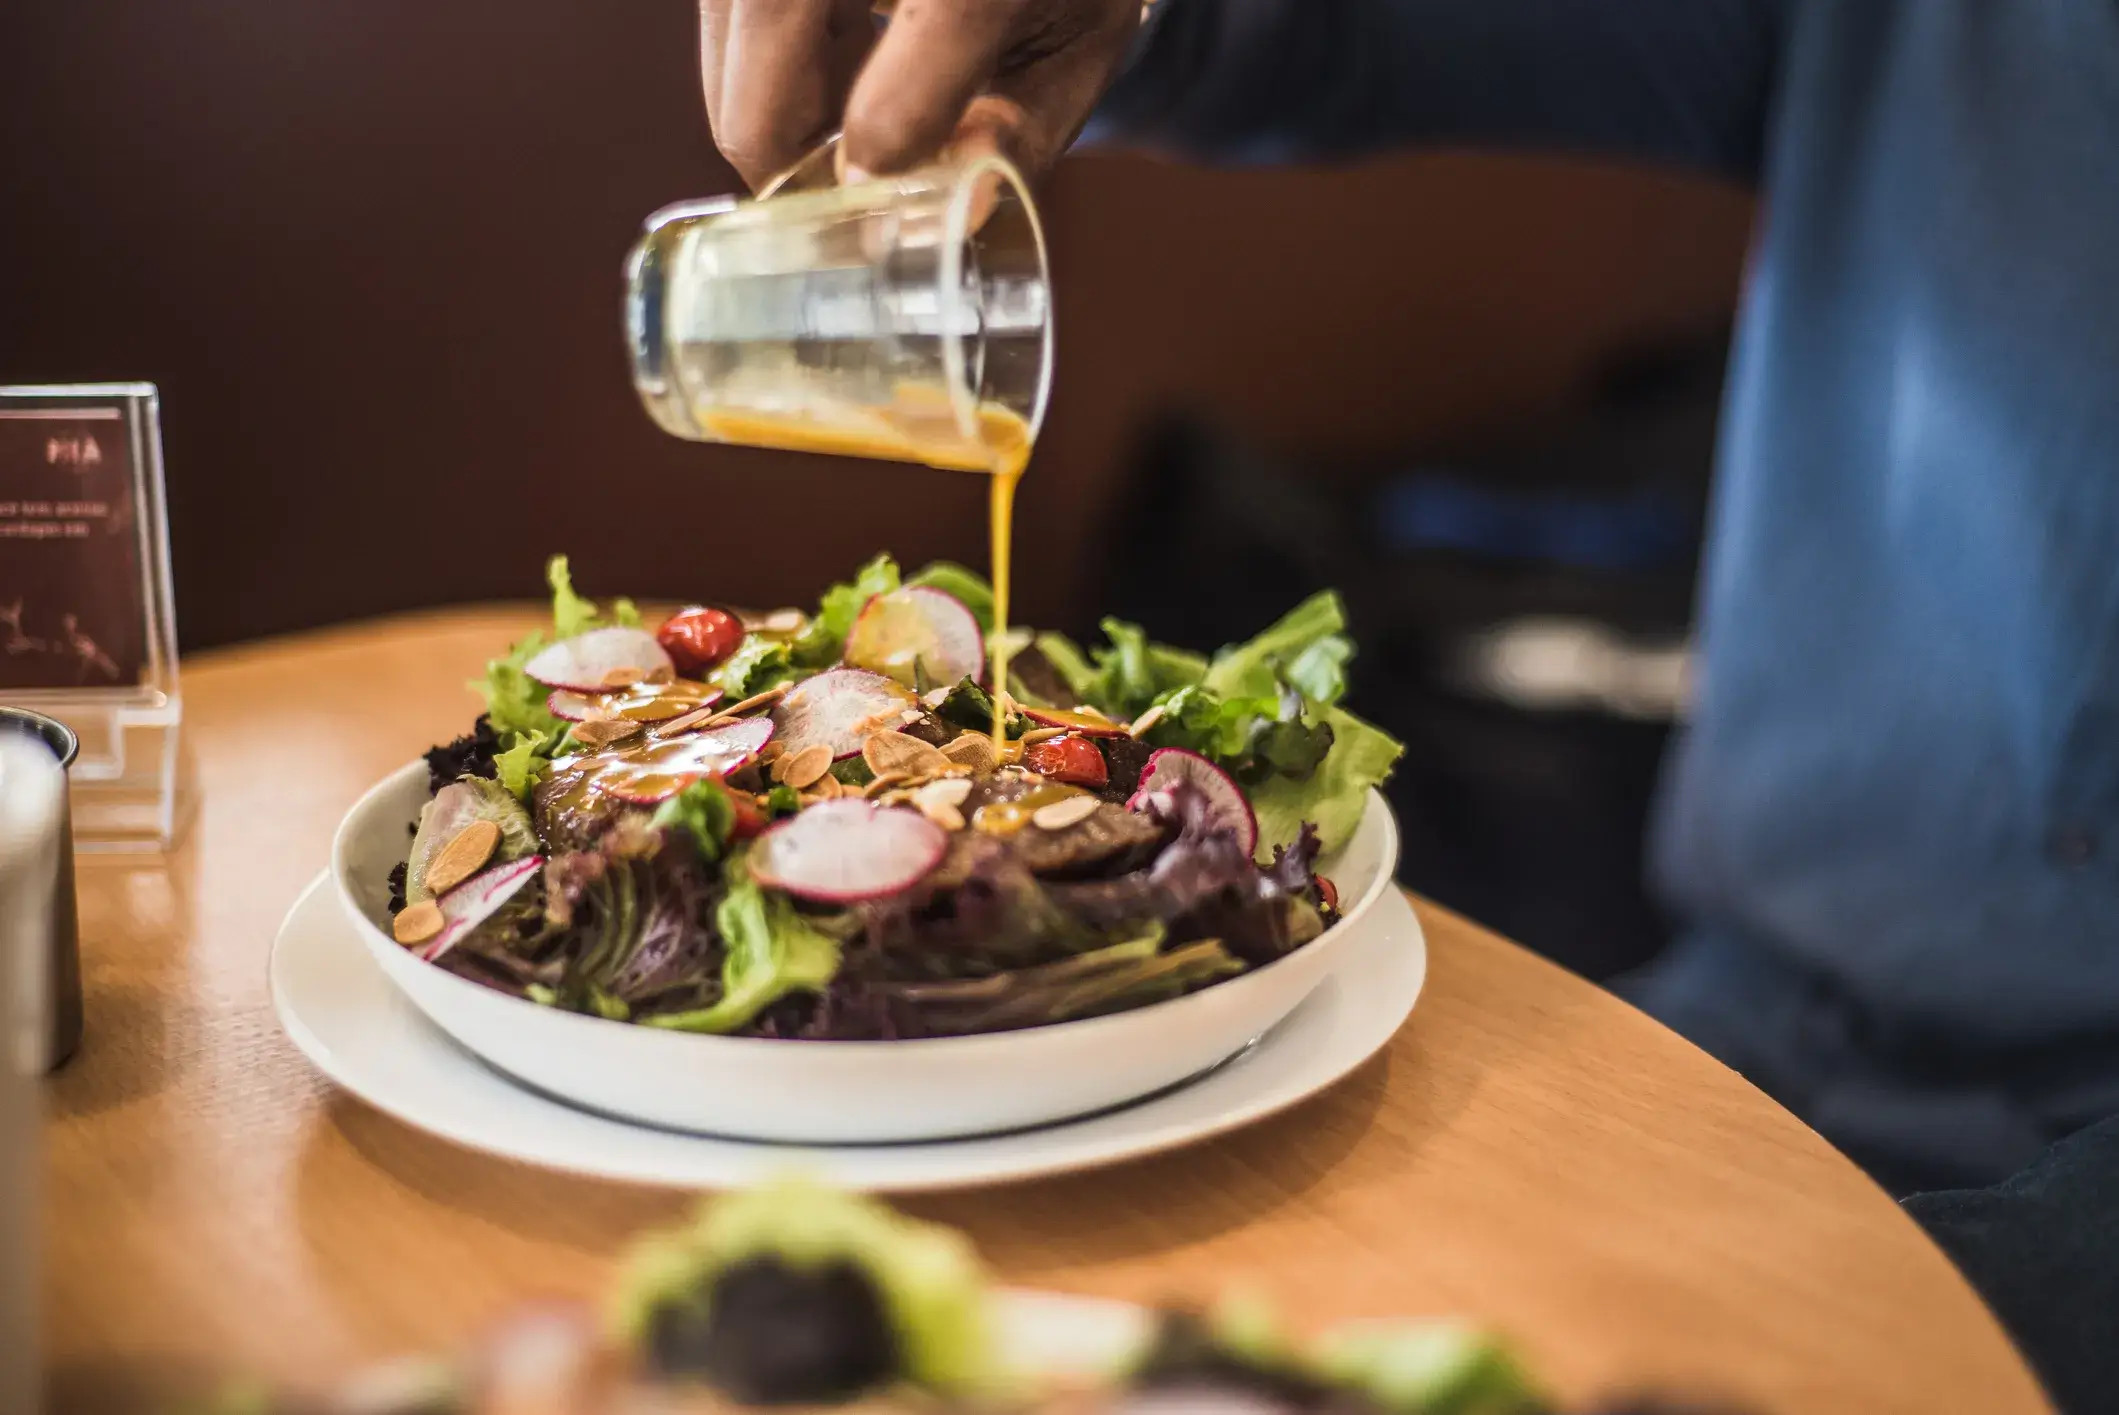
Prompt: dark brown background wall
<box><xmin>0</xmin><ymin>2</ymin><xmax>1754</xmax><ymax>649</ymax></box>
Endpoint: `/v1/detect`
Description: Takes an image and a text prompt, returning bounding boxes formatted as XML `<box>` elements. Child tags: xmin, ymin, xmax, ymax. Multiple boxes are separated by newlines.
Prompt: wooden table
<box><xmin>45</xmin><ymin>611</ymin><xmax>2049</xmax><ymax>1414</ymax></box>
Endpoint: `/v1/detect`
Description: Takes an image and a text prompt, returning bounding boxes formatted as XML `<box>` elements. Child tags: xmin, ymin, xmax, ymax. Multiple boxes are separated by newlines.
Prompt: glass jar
<box><xmin>625</xmin><ymin>142</ymin><xmax>1051</xmax><ymax>475</ymax></box>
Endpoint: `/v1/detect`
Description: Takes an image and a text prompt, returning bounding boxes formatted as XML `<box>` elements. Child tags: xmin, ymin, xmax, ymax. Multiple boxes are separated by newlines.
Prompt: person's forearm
<box><xmin>1090</xmin><ymin>0</ymin><xmax>1787</xmax><ymax>180</ymax></box>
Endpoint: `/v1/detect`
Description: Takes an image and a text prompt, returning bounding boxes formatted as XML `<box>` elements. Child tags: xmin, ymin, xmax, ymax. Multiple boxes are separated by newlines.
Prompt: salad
<box><xmin>384</xmin><ymin>555</ymin><xmax>1406</xmax><ymax>1040</ymax></box>
<box><xmin>218</xmin><ymin>1179</ymin><xmax>1744</xmax><ymax>1415</ymax></box>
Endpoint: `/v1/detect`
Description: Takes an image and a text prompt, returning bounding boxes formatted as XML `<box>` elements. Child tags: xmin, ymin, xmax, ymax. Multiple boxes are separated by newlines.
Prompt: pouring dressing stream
<box><xmin>627</xmin><ymin>138</ymin><xmax>1052</xmax><ymax>739</ymax></box>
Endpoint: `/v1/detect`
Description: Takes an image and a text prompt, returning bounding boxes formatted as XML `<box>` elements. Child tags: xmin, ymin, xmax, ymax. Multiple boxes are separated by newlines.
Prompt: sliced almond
<box><xmin>914</xmin><ymin>777</ymin><xmax>974</xmax><ymax>811</ymax></box>
<box><xmin>760</xmin><ymin>608</ymin><xmax>807</xmax><ymax>634</ymax></box>
<box><xmin>1032</xmin><ymin>795</ymin><xmax>1101</xmax><ymax>832</ymax></box>
<box><xmin>864</xmin><ymin>731</ymin><xmax>951</xmax><ymax>780</ymax></box>
<box><xmin>572</xmin><ymin>717</ymin><xmax>644</xmax><ymax>751</ymax></box>
<box><xmin>723</xmin><ymin>683</ymin><xmax>793</xmax><ymax>717</ymax></box>
<box><xmin>655</xmin><ymin>706</ymin><xmax>719</xmax><ymax>737</ymax></box>
<box><xmin>863</xmin><ymin>771</ymin><xmax>912</xmax><ymax>798</ymax></box>
<box><xmin>599</xmin><ymin>666</ymin><xmax>644</xmax><ymax>690</ymax></box>
<box><xmin>424</xmin><ymin>819</ymin><xmax>502</xmax><ymax>895</ymax></box>
<box><xmin>920</xmin><ymin>686</ymin><xmax>951</xmax><ymax>709</ymax></box>
<box><xmin>1018</xmin><ymin>726</ymin><xmax>1066</xmax><ymax>745</ymax></box>
<box><xmin>898</xmin><ymin>707</ymin><xmax>925</xmax><ymax>725</ymax></box>
<box><xmin>917</xmin><ymin>800</ymin><xmax>967</xmax><ymax>832</ymax></box>
<box><xmin>811</xmin><ymin>772</ymin><xmax>845</xmax><ymax>800</ymax></box>
<box><xmin>1127</xmin><ymin>703</ymin><xmax>1168</xmax><ymax>738</ymax></box>
<box><xmin>852</xmin><ymin>708</ymin><xmax>908</xmax><ymax>738</ymax></box>
<box><xmin>392</xmin><ymin>899</ymin><xmax>445</xmax><ymax>947</ymax></box>
<box><xmin>939</xmin><ymin>734</ymin><xmax>1000</xmax><ymax>775</ymax></box>
<box><xmin>778</xmin><ymin>743</ymin><xmax>834</xmax><ymax>790</ymax></box>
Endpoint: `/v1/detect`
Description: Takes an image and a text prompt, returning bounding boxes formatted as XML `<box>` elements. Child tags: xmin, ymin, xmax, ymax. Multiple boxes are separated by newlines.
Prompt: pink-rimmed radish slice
<box><xmin>589</xmin><ymin>717</ymin><xmax>775</xmax><ymax>804</ymax></box>
<box><xmin>547</xmin><ymin>682</ymin><xmax>724</xmax><ymax>724</ymax></box>
<box><xmin>547</xmin><ymin>689</ymin><xmax>599</xmax><ymax>722</ymax></box>
<box><xmin>522</xmin><ymin>628</ymin><xmax>673</xmax><ymax>692</ymax></box>
<box><xmin>771</xmin><ymin>667</ymin><xmax>917</xmax><ymax>761</ymax></box>
<box><xmin>1020</xmin><ymin>705</ymin><xmax>1129</xmax><ymax>738</ymax></box>
<box><xmin>1126</xmin><ymin>746</ymin><xmax>1258</xmax><ymax>857</ymax></box>
<box><xmin>422</xmin><ymin>855</ymin><xmax>543</xmax><ymax>963</ymax></box>
<box><xmin>749</xmin><ymin>800</ymin><xmax>948</xmax><ymax>904</ymax></box>
<box><xmin>843</xmin><ymin>587</ymin><xmax>985</xmax><ymax>689</ymax></box>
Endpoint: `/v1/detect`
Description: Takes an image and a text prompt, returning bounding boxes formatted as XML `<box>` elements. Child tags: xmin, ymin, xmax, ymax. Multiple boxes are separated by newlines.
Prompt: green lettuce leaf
<box><xmin>1138</xmin><ymin>685</ymin><xmax>1334</xmax><ymax>785</ymax></box>
<box><xmin>906</xmin><ymin>561</ymin><xmax>996</xmax><ymax>633</ymax></box>
<box><xmin>1031</xmin><ymin>631</ymin><xmax>1098</xmax><ymax>700</ymax></box>
<box><xmin>1203</xmin><ymin>590</ymin><xmax>1352</xmax><ymax>704</ymax></box>
<box><xmin>1284</xmin><ymin>633</ymin><xmax>1353</xmax><ymax>707</ymax></box>
<box><xmin>1248</xmin><ymin>703</ymin><xmax>1403</xmax><ymax>856</ymax></box>
<box><xmin>609</xmin><ymin>1178</ymin><xmax>1001</xmax><ymax>1396</ymax></box>
<box><xmin>934</xmin><ymin>676</ymin><xmax>1028</xmax><ymax>738</ymax></box>
<box><xmin>493</xmin><ymin>729</ymin><xmax>552</xmax><ymax>798</ymax></box>
<box><xmin>1059</xmin><ymin>618</ymin><xmax>1211</xmax><ymax>721</ymax></box>
<box><xmin>476</xmin><ymin>633</ymin><xmax>561</xmax><ymax>743</ymax></box>
<box><xmin>1147</xmin><ymin>685</ymin><xmax>1280</xmax><ymax>762</ymax></box>
<box><xmin>1313</xmin><ymin>1323</ymin><xmax>1545</xmax><ymax>1415</ymax></box>
<box><xmin>651</xmin><ymin>779</ymin><xmax>737</xmax><ymax>863</ymax></box>
<box><xmin>791</xmin><ymin>553</ymin><xmax>900</xmax><ymax>668</ymax></box>
<box><xmin>548</xmin><ymin>554</ymin><xmax>643</xmax><ymax>638</ymax></box>
<box><xmin>549</xmin><ymin>555</ymin><xmax>601</xmax><ymax>639</ymax></box>
<box><xmin>645</xmin><ymin>857</ymin><xmax>841</xmax><ymax>1034</ymax></box>
<box><xmin>711</xmin><ymin>634</ymin><xmax>799</xmax><ymax>699</ymax></box>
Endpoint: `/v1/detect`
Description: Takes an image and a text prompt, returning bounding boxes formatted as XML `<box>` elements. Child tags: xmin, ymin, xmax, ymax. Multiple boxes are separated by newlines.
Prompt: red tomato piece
<box><xmin>657</xmin><ymin>606</ymin><xmax>745</xmax><ymax>676</ymax></box>
<box><xmin>1023</xmin><ymin>734</ymin><xmax>1109</xmax><ymax>789</ymax></box>
<box><xmin>1315</xmin><ymin>875</ymin><xmax>1340</xmax><ymax>913</ymax></box>
<box><xmin>727</xmin><ymin>792</ymin><xmax>768</xmax><ymax>841</ymax></box>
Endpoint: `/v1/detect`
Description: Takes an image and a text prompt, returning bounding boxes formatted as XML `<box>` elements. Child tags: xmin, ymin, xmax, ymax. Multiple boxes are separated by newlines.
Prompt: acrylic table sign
<box><xmin>0</xmin><ymin>385</ymin><xmax>185</xmax><ymax>851</ymax></box>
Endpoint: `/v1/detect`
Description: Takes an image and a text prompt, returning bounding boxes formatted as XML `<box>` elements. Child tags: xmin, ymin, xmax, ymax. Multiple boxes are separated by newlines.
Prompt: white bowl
<box><xmin>331</xmin><ymin>761</ymin><xmax>1400</xmax><ymax>1144</ymax></box>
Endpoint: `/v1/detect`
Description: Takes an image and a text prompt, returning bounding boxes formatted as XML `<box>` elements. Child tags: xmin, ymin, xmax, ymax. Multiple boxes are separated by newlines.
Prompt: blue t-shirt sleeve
<box><xmin>1088</xmin><ymin>0</ymin><xmax>1787</xmax><ymax>179</ymax></box>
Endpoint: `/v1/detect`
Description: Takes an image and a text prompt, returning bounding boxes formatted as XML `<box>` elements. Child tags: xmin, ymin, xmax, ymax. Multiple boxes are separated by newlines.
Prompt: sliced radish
<box><xmin>1126</xmin><ymin>747</ymin><xmax>1258</xmax><ymax>857</ymax></box>
<box><xmin>749</xmin><ymin>800</ymin><xmax>948</xmax><ymax>903</ymax></box>
<box><xmin>423</xmin><ymin>855</ymin><xmax>543</xmax><ymax>962</ymax></box>
<box><xmin>522</xmin><ymin>628</ymin><xmax>674</xmax><ymax>692</ymax></box>
<box><xmin>407</xmin><ymin>778</ymin><xmax>537</xmax><ymax>904</ymax></box>
<box><xmin>588</xmin><ymin>717</ymin><xmax>775</xmax><ymax>804</ymax></box>
<box><xmin>547</xmin><ymin>682</ymin><xmax>723</xmax><ymax>724</ymax></box>
<box><xmin>771</xmin><ymin>667</ymin><xmax>916</xmax><ymax>760</ymax></box>
<box><xmin>1021</xmin><ymin>705</ymin><xmax>1129</xmax><ymax>738</ymax></box>
<box><xmin>546</xmin><ymin>689</ymin><xmax>598</xmax><ymax>722</ymax></box>
<box><xmin>843</xmin><ymin>587</ymin><xmax>985</xmax><ymax>689</ymax></box>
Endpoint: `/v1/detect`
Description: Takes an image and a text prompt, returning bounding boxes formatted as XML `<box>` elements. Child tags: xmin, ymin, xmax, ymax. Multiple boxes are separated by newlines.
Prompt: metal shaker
<box><xmin>0</xmin><ymin>728</ymin><xmax>65</xmax><ymax>1414</ymax></box>
<box><xmin>0</xmin><ymin>708</ymin><xmax>82</xmax><ymax>1072</ymax></box>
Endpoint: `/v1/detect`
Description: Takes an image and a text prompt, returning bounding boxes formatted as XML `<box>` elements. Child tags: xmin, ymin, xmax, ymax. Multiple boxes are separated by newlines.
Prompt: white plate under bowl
<box><xmin>271</xmin><ymin>870</ymin><xmax>1427</xmax><ymax>1191</ymax></box>
<box><xmin>330</xmin><ymin>763</ymin><xmax>1402</xmax><ymax>1144</ymax></box>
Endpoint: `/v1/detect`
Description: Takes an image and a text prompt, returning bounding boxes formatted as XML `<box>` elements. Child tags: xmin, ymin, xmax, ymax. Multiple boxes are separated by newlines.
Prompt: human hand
<box><xmin>698</xmin><ymin>0</ymin><xmax>1144</xmax><ymax>190</ymax></box>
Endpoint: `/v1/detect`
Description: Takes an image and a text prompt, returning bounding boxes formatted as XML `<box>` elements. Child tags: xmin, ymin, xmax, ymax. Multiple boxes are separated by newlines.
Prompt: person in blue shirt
<box><xmin>694</xmin><ymin>3</ymin><xmax>2119</xmax><ymax>1405</ymax></box>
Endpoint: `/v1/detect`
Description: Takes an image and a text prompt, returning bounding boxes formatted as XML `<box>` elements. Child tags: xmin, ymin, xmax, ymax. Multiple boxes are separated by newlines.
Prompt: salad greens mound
<box><xmin>393</xmin><ymin>554</ymin><xmax>1405</xmax><ymax>1040</ymax></box>
<box><xmin>612</xmin><ymin>1177</ymin><xmax>999</xmax><ymax>1399</ymax></box>
<box><xmin>217</xmin><ymin>1178</ymin><xmax>1622</xmax><ymax>1414</ymax></box>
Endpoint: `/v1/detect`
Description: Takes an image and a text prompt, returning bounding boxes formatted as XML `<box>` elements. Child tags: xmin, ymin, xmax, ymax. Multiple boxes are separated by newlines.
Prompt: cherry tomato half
<box><xmin>657</xmin><ymin>605</ymin><xmax>745</xmax><ymax>676</ymax></box>
<box><xmin>1315</xmin><ymin>875</ymin><xmax>1340</xmax><ymax>913</ymax></box>
<box><xmin>1023</xmin><ymin>733</ymin><xmax>1109</xmax><ymax>789</ymax></box>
